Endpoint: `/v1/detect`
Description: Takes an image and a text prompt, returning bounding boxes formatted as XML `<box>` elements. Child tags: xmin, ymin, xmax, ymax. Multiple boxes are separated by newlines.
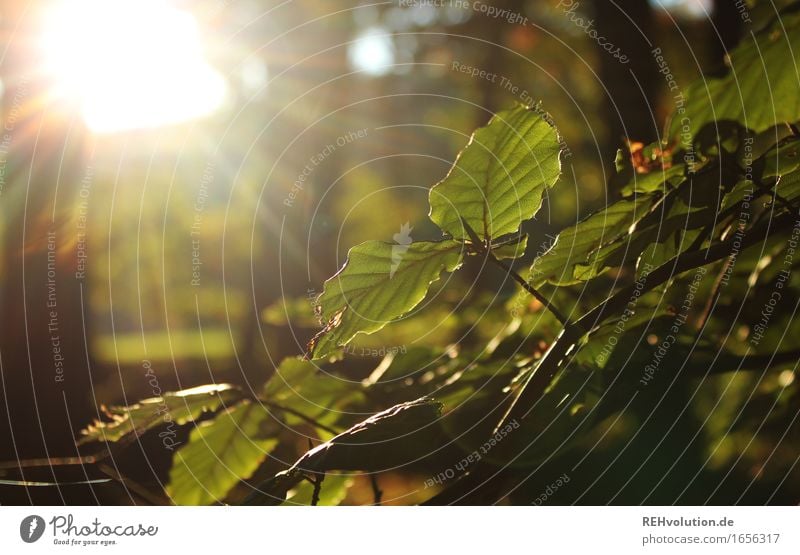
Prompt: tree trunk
<box><xmin>593</xmin><ymin>0</ymin><xmax>659</xmax><ymax>153</ymax></box>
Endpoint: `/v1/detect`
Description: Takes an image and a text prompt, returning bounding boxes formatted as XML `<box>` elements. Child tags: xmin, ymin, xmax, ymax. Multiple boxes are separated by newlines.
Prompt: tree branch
<box><xmin>707</xmin><ymin>349</ymin><xmax>800</xmax><ymax>374</ymax></box>
<box><xmin>578</xmin><ymin>209</ymin><xmax>797</xmax><ymax>330</ymax></box>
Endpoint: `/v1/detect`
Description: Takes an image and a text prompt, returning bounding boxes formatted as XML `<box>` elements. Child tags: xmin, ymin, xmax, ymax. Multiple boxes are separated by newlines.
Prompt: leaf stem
<box><xmin>97</xmin><ymin>463</ymin><xmax>171</xmax><ymax>505</ymax></box>
<box><xmin>309</xmin><ymin>473</ymin><xmax>325</xmax><ymax>506</ymax></box>
<box><xmin>457</xmin><ymin>216</ymin><xmax>572</xmax><ymax>327</ymax></box>
<box><xmin>255</xmin><ymin>398</ymin><xmax>341</xmax><ymax>436</ymax></box>
<box><xmin>487</xmin><ymin>253</ymin><xmax>571</xmax><ymax>327</ymax></box>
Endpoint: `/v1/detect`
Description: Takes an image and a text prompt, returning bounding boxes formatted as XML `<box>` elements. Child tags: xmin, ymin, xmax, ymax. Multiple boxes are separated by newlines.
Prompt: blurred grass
<box><xmin>94</xmin><ymin>328</ymin><xmax>235</xmax><ymax>363</ymax></box>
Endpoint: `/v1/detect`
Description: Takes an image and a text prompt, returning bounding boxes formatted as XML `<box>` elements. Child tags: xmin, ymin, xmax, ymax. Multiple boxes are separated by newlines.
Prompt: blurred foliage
<box><xmin>3</xmin><ymin>0</ymin><xmax>800</xmax><ymax>505</ymax></box>
<box><xmin>76</xmin><ymin>4</ymin><xmax>800</xmax><ymax>504</ymax></box>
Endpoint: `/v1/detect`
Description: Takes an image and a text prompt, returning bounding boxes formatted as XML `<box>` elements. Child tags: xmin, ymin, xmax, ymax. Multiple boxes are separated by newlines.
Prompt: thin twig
<box><xmin>0</xmin><ymin>452</ymin><xmax>108</xmax><ymax>471</ymax></box>
<box><xmin>0</xmin><ymin>477</ymin><xmax>112</xmax><ymax>487</ymax></box>
<box><xmin>696</xmin><ymin>256</ymin><xmax>733</xmax><ymax>331</ymax></box>
<box><xmin>97</xmin><ymin>463</ymin><xmax>171</xmax><ymax>506</ymax></box>
<box><xmin>370</xmin><ymin>474</ymin><xmax>383</xmax><ymax>505</ymax></box>
<box><xmin>0</xmin><ymin>454</ymin><xmax>167</xmax><ymax>503</ymax></box>
<box><xmin>257</xmin><ymin>398</ymin><xmax>340</xmax><ymax>436</ymax></box>
<box><xmin>487</xmin><ymin>253</ymin><xmax>571</xmax><ymax>327</ymax></box>
<box><xmin>310</xmin><ymin>473</ymin><xmax>325</xmax><ymax>506</ymax></box>
<box><xmin>704</xmin><ymin>350</ymin><xmax>800</xmax><ymax>374</ymax></box>
<box><xmin>457</xmin><ymin>215</ymin><xmax>571</xmax><ymax>327</ymax></box>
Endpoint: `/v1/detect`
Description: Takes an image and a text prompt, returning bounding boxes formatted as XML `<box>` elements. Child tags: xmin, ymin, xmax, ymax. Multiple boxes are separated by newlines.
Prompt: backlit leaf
<box><xmin>78</xmin><ymin>384</ymin><xmax>242</xmax><ymax>445</ymax></box>
<box><xmin>492</xmin><ymin>234</ymin><xmax>529</xmax><ymax>260</ymax></box>
<box><xmin>168</xmin><ymin>401</ymin><xmax>279</xmax><ymax>505</ymax></box>
<box><xmin>308</xmin><ymin>240</ymin><xmax>463</xmax><ymax>359</ymax></box>
<box><xmin>530</xmin><ymin>196</ymin><xmax>655</xmax><ymax>287</ymax></box>
<box><xmin>429</xmin><ymin>104</ymin><xmax>562</xmax><ymax>241</ymax></box>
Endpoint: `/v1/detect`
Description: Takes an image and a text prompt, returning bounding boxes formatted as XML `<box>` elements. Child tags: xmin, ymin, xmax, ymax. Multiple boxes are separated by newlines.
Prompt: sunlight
<box><xmin>650</xmin><ymin>0</ymin><xmax>713</xmax><ymax>17</ymax></box>
<box><xmin>39</xmin><ymin>0</ymin><xmax>227</xmax><ymax>133</ymax></box>
<box><xmin>348</xmin><ymin>27</ymin><xmax>395</xmax><ymax>76</ymax></box>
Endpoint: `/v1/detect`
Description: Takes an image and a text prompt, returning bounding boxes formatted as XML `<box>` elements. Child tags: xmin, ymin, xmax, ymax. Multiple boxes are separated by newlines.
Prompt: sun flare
<box><xmin>39</xmin><ymin>0</ymin><xmax>227</xmax><ymax>133</ymax></box>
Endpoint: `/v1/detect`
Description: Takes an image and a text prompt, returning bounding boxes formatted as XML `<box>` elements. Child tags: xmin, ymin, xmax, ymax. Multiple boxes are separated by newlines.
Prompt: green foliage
<box><xmin>308</xmin><ymin>105</ymin><xmax>562</xmax><ymax>360</ymax></box>
<box><xmin>75</xmin><ymin>14</ymin><xmax>800</xmax><ymax>504</ymax></box>
<box><xmin>282</xmin><ymin>474</ymin><xmax>353</xmax><ymax>506</ymax></box>
<box><xmin>669</xmin><ymin>13</ymin><xmax>800</xmax><ymax>139</ymax></box>
<box><xmin>530</xmin><ymin>196</ymin><xmax>655</xmax><ymax>287</ymax></box>
<box><xmin>491</xmin><ymin>233</ymin><xmax>529</xmax><ymax>260</ymax></box>
<box><xmin>168</xmin><ymin>401</ymin><xmax>279</xmax><ymax>505</ymax></box>
<box><xmin>244</xmin><ymin>398</ymin><xmax>443</xmax><ymax>505</ymax></box>
<box><xmin>308</xmin><ymin>240</ymin><xmax>464</xmax><ymax>359</ymax></box>
<box><xmin>280</xmin><ymin>397</ymin><xmax>442</xmax><ymax>475</ymax></box>
<box><xmin>263</xmin><ymin>357</ymin><xmax>363</xmax><ymax>438</ymax></box>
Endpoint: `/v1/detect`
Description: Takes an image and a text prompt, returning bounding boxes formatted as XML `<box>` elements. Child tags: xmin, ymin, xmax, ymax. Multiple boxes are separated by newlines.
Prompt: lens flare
<box><xmin>39</xmin><ymin>0</ymin><xmax>227</xmax><ymax>133</ymax></box>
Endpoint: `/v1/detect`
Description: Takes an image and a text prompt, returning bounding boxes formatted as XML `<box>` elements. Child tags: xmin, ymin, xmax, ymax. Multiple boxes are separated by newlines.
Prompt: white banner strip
<box><xmin>1</xmin><ymin>506</ymin><xmax>799</xmax><ymax>554</ymax></box>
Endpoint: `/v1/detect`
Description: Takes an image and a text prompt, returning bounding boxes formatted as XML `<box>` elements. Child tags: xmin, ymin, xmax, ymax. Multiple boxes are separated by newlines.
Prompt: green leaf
<box><xmin>168</xmin><ymin>401</ymin><xmax>279</xmax><ymax>505</ymax></box>
<box><xmin>78</xmin><ymin>384</ymin><xmax>242</xmax><ymax>445</ymax></box>
<box><xmin>757</xmin><ymin>136</ymin><xmax>800</xmax><ymax>179</ymax></box>
<box><xmin>243</xmin><ymin>398</ymin><xmax>443</xmax><ymax>505</ymax></box>
<box><xmin>491</xmin><ymin>233</ymin><xmax>529</xmax><ymax>260</ymax></box>
<box><xmin>721</xmin><ymin>180</ymin><xmax>756</xmax><ymax>212</ymax></box>
<box><xmin>613</xmin><ymin>141</ymin><xmax>687</xmax><ymax>197</ymax></box>
<box><xmin>263</xmin><ymin>357</ymin><xmax>362</xmax><ymax>438</ymax></box>
<box><xmin>429</xmin><ymin>104</ymin><xmax>562</xmax><ymax>241</ymax></box>
<box><xmin>669</xmin><ymin>15</ymin><xmax>800</xmax><ymax>139</ymax></box>
<box><xmin>622</xmin><ymin>164</ymin><xmax>685</xmax><ymax>196</ymax></box>
<box><xmin>308</xmin><ymin>240</ymin><xmax>463</xmax><ymax>359</ymax></box>
<box><xmin>262</xmin><ymin>357</ymin><xmax>319</xmax><ymax>402</ymax></box>
<box><xmin>777</xmin><ymin>167</ymin><xmax>800</xmax><ymax>202</ymax></box>
<box><xmin>284</xmin><ymin>397</ymin><xmax>443</xmax><ymax>474</ymax></box>
<box><xmin>594</xmin><ymin>189</ymin><xmax>708</xmax><ymax>276</ymax></box>
<box><xmin>530</xmin><ymin>196</ymin><xmax>655</xmax><ymax>287</ymax></box>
